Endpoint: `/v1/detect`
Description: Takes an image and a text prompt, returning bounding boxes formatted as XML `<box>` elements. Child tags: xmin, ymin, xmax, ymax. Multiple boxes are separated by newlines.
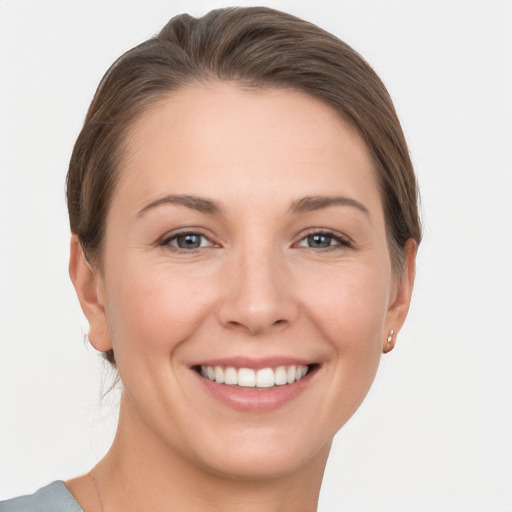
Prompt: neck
<box><xmin>91</xmin><ymin>397</ymin><xmax>330</xmax><ymax>512</ymax></box>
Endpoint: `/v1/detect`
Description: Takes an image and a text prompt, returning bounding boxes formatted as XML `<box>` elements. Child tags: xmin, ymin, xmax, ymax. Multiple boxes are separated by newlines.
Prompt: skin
<box><xmin>67</xmin><ymin>82</ymin><xmax>416</xmax><ymax>512</ymax></box>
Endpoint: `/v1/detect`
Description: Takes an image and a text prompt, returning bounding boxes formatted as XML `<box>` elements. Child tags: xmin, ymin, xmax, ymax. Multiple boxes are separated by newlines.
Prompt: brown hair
<box><xmin>67</xmin><ymin>6</ymin><xmax>421</xmax><ymax>365</ymax></box>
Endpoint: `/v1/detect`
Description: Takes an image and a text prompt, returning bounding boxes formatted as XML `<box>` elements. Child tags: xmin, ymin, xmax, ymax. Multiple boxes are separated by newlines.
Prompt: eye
<box><xmin>296</xmin><ymin>231</ymin><xmax>350</xmax><ymax>250</ymax></box>
<box><xmin>161</xmin><ymin>232</ymin><xmax>213</xmax><ymax>250</ymax></box>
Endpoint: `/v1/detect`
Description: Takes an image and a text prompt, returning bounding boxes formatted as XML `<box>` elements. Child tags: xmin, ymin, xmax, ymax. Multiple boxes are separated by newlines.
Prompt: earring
<box><xmin>387</xmin><ymin>329</ymin><xmax>395</xmax><ymax>344</ymax></box>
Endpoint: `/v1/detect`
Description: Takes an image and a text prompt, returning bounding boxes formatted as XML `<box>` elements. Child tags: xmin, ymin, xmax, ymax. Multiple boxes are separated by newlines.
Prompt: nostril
<box><xmin>217</xmin><ymin>289</ymin><xmax>297</xmax><ymax>334</ymax></box>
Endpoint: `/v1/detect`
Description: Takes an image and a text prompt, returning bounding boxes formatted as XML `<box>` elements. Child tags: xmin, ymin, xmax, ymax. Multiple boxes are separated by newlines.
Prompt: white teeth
<box><xmin>214</xmin><ymin>366</ymin><xmax>224</xmax><ymax>384</ymax></box>
<box><xmin>287</xmin><ymin>365</ymin><xmax>296</xmax><ymax>384</ymax></box>
<box><xmin>199</xmin><ymin>364</ymin><xmax>310</xmax><ymax>388</ymax></box>
<box><xmin>238</xmin><ymin>368</ymin><xmax>256</xmax><ymax>387</ymax></box>
<box><xmin>256</xmin><ymin>368</ymin><xmax>275</xmax><ymax>388</ymax></box>
<box><xmin>224</xmin><ymin>366</ymin><xmax>237</xmax><ymax>385</ymax></box>
<box><xmin>274</xmin><ymin>366</ymin><xmax>288</xmax><ymax>386</ymax></box>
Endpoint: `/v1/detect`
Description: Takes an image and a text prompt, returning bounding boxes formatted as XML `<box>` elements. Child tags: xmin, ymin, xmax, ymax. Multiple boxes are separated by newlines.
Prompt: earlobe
<box><xmin>383</xmin><ymin>239</ymin><xmax>417</xmax><ymax>353</ymax></box>
<box><xmin>69</xmin><ymin>235</ymin><xmax>112</xmax><ymax>352</ymax></box>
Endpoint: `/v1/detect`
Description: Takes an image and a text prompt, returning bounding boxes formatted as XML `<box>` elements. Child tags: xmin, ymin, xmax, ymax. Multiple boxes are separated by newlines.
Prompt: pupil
<box><xmin>309</xmin><ymin>234</ymin><xmax>330</xmax><ymax>248</ymax></box>
<box><xmin>178</xmin><ymin>234</ymin><xmax>201</xmax><ymax>249</ymax></box>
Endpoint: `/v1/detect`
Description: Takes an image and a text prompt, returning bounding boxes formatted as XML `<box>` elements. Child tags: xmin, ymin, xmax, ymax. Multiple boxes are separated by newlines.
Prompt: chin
<box><xmin>186</xmin><ymin>425</ymin><xmax>332</xmax><ymax>481</ymax></box>
<box><xmin>202</xmin><ymin>451</ymin><xmax>319</xmax><ymax>481</ymax></box>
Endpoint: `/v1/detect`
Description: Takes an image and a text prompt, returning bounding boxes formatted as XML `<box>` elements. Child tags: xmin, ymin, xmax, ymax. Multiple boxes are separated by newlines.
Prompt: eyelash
<box><xmin>159</xmin><ymin>229</ymin><xmax>352</xmax><ymax>253</ymax></box>
<box><xmin>160</xmin><ymin>231</ymin><xmax>215</xmax><ymax>252</ymax></box>
<box><xmin>295</xmin><ymin>230</ymin><xmax>353</xmax><ymax>251</ymax></box>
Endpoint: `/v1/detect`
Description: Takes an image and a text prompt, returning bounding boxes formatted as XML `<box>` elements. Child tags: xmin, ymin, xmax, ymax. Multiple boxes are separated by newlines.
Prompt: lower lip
<box><xmin>194</xmin><ymin>369</ymin><xmax>315</xmax><ymax>412</ymax></box>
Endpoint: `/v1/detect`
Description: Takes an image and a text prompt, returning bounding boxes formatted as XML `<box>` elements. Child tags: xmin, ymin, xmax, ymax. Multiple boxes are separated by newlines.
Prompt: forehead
<box><xmin>114</xmin><ymin>82</ymin><xmax>381</xmax><ymax>217</ymax></box>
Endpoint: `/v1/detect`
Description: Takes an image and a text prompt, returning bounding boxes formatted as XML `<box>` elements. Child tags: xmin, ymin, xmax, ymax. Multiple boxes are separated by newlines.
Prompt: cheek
<box><xmin>299</xmin><ymin>265</ymin><xmax>390</xmax><ymax>430</ymax></box>
<box><xmin>104</xmin><ymin>260</ymin><xmax>217</xmax><ymax>360</ymax></box>
<box><xmin>302</xmin><ymin>262</ymin><xmax>391</xmax><ymax>348</ymax></box>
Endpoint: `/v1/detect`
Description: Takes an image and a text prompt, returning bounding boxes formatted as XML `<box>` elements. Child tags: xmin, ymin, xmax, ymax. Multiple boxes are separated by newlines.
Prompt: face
<box><xmin>74</xmin><ymin>82</ymin><xmax>413</xmax><ymax>480</ymax></box>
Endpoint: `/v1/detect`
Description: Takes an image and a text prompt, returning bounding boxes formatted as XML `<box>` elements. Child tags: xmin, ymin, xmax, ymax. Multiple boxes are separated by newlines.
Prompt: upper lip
<box><xmin>191</xmin><ymin>356</ymin><xmax>314</xmax><ymax>370</ymax></box>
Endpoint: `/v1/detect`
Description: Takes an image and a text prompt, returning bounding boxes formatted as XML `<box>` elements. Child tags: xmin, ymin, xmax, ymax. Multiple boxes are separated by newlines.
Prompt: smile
<box><xmin>192</xmin><ymin>359</ymin><xmax>318</xmax><ymax>411</ymax></box>
<box><xmin>199</xmin><ymin>364</ymin><xmax>310</xmax><ymax>389</ymax></box>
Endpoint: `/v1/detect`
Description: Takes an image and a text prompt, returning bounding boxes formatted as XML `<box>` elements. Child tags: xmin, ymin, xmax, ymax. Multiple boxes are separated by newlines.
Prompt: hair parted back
<box><xmin>67</xmin><ymin>6</ymin><xmax>421</xmax><ymax>366</ymax></box>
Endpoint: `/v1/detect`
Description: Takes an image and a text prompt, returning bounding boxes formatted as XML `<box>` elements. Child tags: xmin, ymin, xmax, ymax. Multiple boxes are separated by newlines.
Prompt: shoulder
<box><xmin>0</xmin><ymin>481</ymin><xmax>84</xmax><ymax>512</ymax></box>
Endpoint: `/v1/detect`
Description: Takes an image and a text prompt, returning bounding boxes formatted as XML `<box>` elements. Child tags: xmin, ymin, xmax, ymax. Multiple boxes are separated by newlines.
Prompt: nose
<box><xmin>217</xmin><ymin>245</ymin><xmax>298</xmax><ymax>336</ymax></box>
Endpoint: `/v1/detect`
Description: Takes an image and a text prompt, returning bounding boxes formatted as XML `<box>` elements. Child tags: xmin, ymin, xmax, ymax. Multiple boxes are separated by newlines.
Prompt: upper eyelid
<box><xmin>160</xmin><ymin>228</ymin><xmax>212</xmax><ymax>241</ymax></box>
<box><xmin>295</xmin><ymin>228</ymin><xmax>353</xmax><ymax>245</ymax></box>
<box><xmin>157</xmin><ymin>227</ymin><xmax>352</xmax><ymax>247</ymax></box>
<box><xmin>159</xmin><ymin>230</ymin><xmax>217</xmax><ymax>249</ymax></box>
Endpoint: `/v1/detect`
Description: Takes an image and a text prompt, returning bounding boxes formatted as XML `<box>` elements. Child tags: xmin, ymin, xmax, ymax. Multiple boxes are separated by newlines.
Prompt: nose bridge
<box><xmin>218</xmin><ymin>236</ymin><xmax>296</xmax><ymax>335</ymax></box>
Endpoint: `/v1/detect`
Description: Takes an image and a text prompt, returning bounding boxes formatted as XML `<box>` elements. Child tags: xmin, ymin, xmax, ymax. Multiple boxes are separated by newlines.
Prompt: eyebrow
<box><xmin>289</xmin><ymin>195</ymin><xmax>370</xmax><ymax>215</ymax></box>
<box><xmin>136</xmin><ymin>194</ymin><xmax>369</xmax><ymax>218</ymax></box>
<box><xmin>137</xmin><ymin>194</ymin><xmax>222</xmax><ymax>218</ymax></box>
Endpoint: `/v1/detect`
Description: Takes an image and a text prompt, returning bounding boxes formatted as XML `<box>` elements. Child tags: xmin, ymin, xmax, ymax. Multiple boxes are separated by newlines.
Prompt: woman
<box><xmin>1</xmin><ymin>6</ymin><xmax>420</xmax><ymax>511</ymax></box>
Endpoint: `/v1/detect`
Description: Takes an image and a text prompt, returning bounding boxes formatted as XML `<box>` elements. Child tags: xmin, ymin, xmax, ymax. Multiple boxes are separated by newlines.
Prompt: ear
<box><xmin>69</xmin><ymin>235</ymin><xmax>112</xmax><ymax>352</ymax></box>
<box><xmin>383</xmin><ymin>238</ymin><xmax>417</xmax><ymax>353</ymax></box>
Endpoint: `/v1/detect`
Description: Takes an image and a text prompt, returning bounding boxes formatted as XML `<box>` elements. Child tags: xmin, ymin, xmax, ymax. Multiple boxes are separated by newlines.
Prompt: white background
<box><xmin>1</xmin><ymin>1</ymin><xmax>511</xmax><ymax>510</ymax></box>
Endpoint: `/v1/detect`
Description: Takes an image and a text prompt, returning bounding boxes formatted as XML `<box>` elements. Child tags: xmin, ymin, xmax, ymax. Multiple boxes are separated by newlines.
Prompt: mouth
<box><xmin>190</xmin><ymin>357</ymin><xmax>319</xmax><ymax>411</ymax></box>
<box><xmin>193</xmin><ymin>363</ymin><xmax>318</xmax><ymax>390</ymax></box>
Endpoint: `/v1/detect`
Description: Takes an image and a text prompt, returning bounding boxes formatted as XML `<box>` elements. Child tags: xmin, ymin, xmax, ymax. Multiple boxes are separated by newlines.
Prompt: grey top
<box><xmin>0</xmin><ymin>481</ymin><xmax>83</xmax><ymax>512</ymax></box>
